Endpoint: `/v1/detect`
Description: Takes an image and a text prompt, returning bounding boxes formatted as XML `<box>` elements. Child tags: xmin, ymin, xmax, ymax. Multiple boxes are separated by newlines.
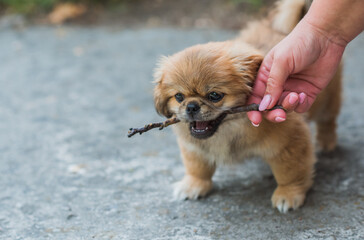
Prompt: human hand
<box><xmin>247</xmin><ymin>19</ymin><xmax>346</xmax><ymax>126</ymax></box>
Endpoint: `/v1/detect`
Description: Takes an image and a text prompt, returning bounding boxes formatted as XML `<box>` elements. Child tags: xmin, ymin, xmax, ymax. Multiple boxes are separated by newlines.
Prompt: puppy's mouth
<box><xmin>189</xmin><ymin>113</ymin><xmax>227</xmax><ymax>139</ymax></box>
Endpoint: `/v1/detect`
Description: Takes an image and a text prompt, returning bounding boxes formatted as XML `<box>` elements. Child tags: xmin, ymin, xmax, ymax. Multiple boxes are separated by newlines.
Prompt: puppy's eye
<box><xmin>207</xmin><ymin>92</ymin><xmax>224</xmax><ymax>102</ymax></box>
<box><xmin>175</xmin><ymin>93</ymin><xmax>184</xmax><ymax>103</ymax></box>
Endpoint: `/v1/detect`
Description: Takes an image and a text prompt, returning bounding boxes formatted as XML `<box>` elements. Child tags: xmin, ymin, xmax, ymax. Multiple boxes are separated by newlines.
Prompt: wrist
<box><xmin>303</xmin><ymin>0</ymin><xmax>364</xmax><ymax>47</ymax></box>
<box><xmin>300</xmin><ymin>17</ymin><xmax>348</xmax><ymax>48</ymax></box>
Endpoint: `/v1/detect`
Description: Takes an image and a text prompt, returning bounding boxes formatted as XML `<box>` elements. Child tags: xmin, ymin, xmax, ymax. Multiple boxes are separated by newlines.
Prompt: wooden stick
<box><xmin>127</xmin><ymin>118</ymin><xmax>181</xmax><ymax>138</ymax></box>
<box><xmin>127</xmin><ymin>104</ymin><xmax>284</xmax><ymax>138</ymax></box>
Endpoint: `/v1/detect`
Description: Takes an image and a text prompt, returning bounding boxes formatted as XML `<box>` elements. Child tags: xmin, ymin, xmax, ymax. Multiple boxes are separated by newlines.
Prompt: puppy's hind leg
<box><xmin>173</xmin><ymin>145</ymin><xmax>216</xmax><ymax>200</ymax></box>
<box><xmin>316</xmin><ymin>117</ymin><xmax>339</xmax><ymax>152</ymax></box>
<box><xmin>310</xmin><ymin>64</ymin><xmax>342</xmax><ymax>152</ymax></box>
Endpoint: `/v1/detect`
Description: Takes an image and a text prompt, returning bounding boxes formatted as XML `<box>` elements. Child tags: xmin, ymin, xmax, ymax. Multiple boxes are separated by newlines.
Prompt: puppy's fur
<box><xmin>153</xmin><ymin>0</ymin><xmax>342</xmax><ymax>213</ymax></box>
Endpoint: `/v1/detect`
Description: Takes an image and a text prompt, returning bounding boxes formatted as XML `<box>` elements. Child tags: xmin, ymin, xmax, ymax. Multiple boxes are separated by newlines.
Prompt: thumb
<box><xmin>259</xmin><ymin>56</ymin><xmax>290</xmax><ymax>111</ymax></box>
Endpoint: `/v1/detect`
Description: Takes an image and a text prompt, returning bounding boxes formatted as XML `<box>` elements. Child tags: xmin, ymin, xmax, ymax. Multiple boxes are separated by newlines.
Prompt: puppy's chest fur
<box><xmin>174</xmin><ymin>114</ymin><xmax>286</xmax><ymax>165</ymax></box>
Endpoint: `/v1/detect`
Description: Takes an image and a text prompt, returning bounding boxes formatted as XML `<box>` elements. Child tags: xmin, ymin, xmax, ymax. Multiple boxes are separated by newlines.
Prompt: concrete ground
<box><xmin>0</xmin><ymin>25</ymin><xmax>363</xmax><ymax>240</ymax></box>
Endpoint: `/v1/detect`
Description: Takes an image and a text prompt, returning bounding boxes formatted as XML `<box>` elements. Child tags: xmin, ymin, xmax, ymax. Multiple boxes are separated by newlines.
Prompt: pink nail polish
<box><xmin>259</xmin><ymin>95</ymin><xmax>272</xmax><ymax>111</ymax></box>
<box><xmin>288</xmin><ymin>94</ymin><xmax>298</xmax><ymax>105</ymax></box>
<box><xmin>275</xmin><ymin>117</ymin><xmax>286</xmax><ymax>122</ymax></box>
<box><xmin>299</xmin><ymin>93</ymin><xmax>306</xmax><ymax>104</ymax></box>
<box><xmin>252</xmin><ymin>122</ymin><xmax>260</xmax><ymax>127</ymax></box>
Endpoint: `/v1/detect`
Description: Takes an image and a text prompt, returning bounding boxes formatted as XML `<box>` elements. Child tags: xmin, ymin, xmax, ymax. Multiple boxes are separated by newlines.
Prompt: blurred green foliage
<box><xmin>0</xmin><ymin>0</ymin><xmax>115</xmax><ymax>14</ymax></box>
<box><xmin>231</xmin><ymin>0</ymin><xmax>263</xmax><ymax>8</ymax></box>
<box><xmin>0</xmin><ymin>0</ymin><xmax>134</xmax><ymax>14</ymax></box>
<box><xmin>0</xmin><ymin>0</ymin><xmax>58</xmax><ymax>14</ymax></box>
<box><xmin>0</xmin><ymin>0</ymin><xmax>263</xmax><ymax>15</ymax></box>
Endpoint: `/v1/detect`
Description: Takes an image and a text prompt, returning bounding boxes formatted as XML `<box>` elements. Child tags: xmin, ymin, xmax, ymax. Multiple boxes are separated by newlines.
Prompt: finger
<box><xmin>247</xmin><ymin>97</ymin><xmax>263</xmax><ymax>126</ymax></box>
<box><xmin>247</xmin><ymin>111</ymin><xmax>262</xmax><ymax>127</ymax></box>
<box><xmin>255</xmin><ymin>61</ymin><xmax>271</xmax><ymax>86</ymax></box>
<box><xmin>295</xmin><ymin>92</ymin><xmax>310</xmax><ymax>113</ymax></box>
<box><xmin>263</xmin><ymin>109</ymin><xmax>287</xmax><ymax>123</ymax></box>
<box><xmin>281</xmin><ymin>92</ymin><xmax>299</xmax><ymax>112</ymax></box>
<box><xmin>247</xmin><ymin>54</ymin><xmax>273</xmax><ymax>126</ymax></box>
<box><xmin>259</xmin><ymin>57</ymin><xmax>290</xmax><ymax>111</ymax></box>
<box><xmin>248</xmin><ymin>79</ymin><xmax>267</xmax><ymax>103</ymax></box>
<box><xmin>246</xmin><ymin>80</ymin><xmax>266</xmax><ymax>126</ymax></box>
<box><xmin>249</xmin><ymin>54</ymin><xmax>272</xmax><ymax>100</ymax></box>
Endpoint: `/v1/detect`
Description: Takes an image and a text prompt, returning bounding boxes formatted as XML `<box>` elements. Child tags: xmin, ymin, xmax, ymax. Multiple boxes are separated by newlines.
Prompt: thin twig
<box><xmin>127</xmin><ymin>118</ymin><xmax>181</xmax><ymax>137</ymax></box>
<box><xmin>127</xmin><ymin>103</ymin><xmax>285</xmax><ymax>138</ymax></box>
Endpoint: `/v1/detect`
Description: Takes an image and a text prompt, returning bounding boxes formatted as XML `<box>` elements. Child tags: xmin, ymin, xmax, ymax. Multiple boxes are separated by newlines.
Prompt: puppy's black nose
<box><xmin>186</xmin><ymin>102</ymin><xmax>200</xmax><ymax>115</ymax></box>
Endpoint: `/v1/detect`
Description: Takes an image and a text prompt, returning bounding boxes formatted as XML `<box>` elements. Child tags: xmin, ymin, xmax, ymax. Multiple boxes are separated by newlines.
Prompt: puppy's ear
<box><xmin>153</xmin><ymin>56</ymin><xmax>173</xmax><ymax>118</ymax></box>
<box><xmin>234</xmin><ymin>54</ymin><xmax>263</xmax><ymax>87</ymax></box>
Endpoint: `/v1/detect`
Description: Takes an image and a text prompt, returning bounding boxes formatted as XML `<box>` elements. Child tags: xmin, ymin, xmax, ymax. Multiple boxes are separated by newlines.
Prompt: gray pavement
<box><xmin>0</xmin><ymin>26</ymin><xmax>363</xmax><ymax>240</ymax></box>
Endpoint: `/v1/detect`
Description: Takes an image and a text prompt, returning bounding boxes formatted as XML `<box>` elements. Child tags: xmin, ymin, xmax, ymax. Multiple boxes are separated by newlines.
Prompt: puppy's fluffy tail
<box><xmin>271</xmin><ymin>0</ymin><xmax>311</xmax><ymax>34</ymax></box>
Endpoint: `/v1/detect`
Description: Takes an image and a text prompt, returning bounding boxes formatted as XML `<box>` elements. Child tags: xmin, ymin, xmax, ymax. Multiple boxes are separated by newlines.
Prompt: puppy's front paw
<box><xmin>173</xmin><ymin>175</ymin><xmax>213</xmax><ymax>200</ymax></box>
<box><xmin>271</xmin><ymin>186</ymin><xmax>307</xmax><ymax>213</ymax></box>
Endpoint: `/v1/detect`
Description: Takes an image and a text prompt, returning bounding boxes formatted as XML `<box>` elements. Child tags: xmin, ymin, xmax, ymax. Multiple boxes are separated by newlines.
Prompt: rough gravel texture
<box><xmin>0</xmin><ymin>25</ymin><xmax>363</xmax><ymax>240</ymax></box>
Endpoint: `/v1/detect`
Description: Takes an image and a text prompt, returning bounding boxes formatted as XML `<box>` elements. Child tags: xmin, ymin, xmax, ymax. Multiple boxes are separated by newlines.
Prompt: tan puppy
<box><xmin>153</xmin><ymin>0</ymin><xmax>341</xmax><ymax>213</ymax></box>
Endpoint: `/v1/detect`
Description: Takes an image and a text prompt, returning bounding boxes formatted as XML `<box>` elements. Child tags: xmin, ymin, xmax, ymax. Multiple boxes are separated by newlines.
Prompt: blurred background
<box><xmin>0</xmin><ymin>0</ymin><xmax>274</xmax><ymax>28</ymax></box>
<box><xmin>1</xmin><ymin>0</ymin><xmax>363</xmax><ymax>239</ymax></box>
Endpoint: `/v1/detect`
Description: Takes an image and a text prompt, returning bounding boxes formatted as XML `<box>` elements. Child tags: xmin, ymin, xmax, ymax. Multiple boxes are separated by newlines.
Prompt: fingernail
<box><xmin>252</xmin><ymin>122</ymin><xmax>260</xmax><ymax>127</ymax></box>
<box><xmin>299</xmin><ymin>93</ymin><xmax>306</xmax><ymax>104</ymax></box>
<box><xmin>288</xmin><ymin>94</ymin><xmax>298</xmax><ymax>105</ymax></box>
<box><xmin>275</xmin><ymin>117</ymin><xmax>286</xmax><ymax>122</ymax></box>
<box><xmin>259</xmin><ymin>95</ymin><xmax>271</xmax><ymax>111</ymax></box>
